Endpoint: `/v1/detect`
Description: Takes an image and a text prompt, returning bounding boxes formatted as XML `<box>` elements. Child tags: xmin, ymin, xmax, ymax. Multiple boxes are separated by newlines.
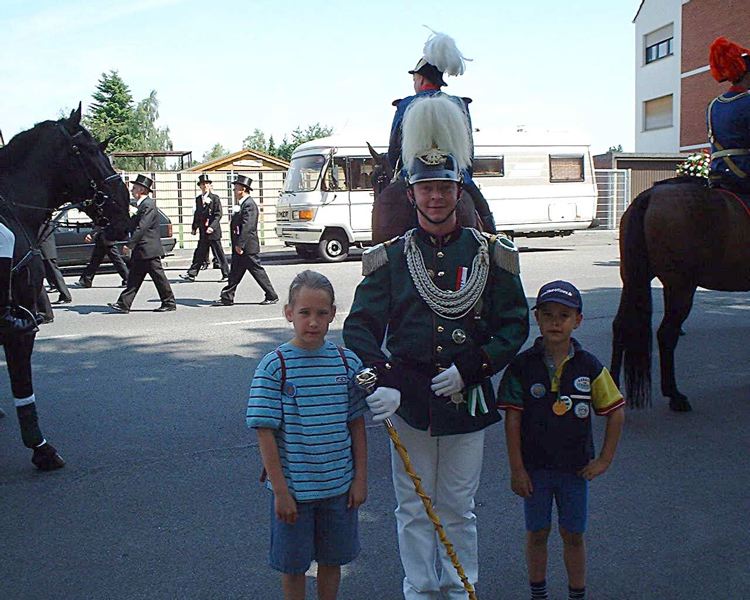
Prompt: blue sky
<box><xmin>1</xmin><ymin>0</ymin><xmax>641</xmax><ymax>158</ymax></box>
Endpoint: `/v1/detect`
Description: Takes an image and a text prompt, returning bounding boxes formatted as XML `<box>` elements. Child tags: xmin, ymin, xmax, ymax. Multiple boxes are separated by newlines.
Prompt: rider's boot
<box><xmin>0</xmin><ymin>258</ymin><xmax>37</xmax><ymax>333</ymax></box>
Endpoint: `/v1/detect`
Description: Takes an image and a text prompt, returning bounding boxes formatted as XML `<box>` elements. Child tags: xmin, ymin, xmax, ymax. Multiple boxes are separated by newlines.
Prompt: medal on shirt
<box><xmin>552</xmin><ymin>395</ymin><xmax>572</xmax><ymax>416</ymax></box>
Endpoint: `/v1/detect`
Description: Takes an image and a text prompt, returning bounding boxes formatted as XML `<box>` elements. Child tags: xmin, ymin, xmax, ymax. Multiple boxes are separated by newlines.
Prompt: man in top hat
<box><xmin>707</xmin><ymin>36</ymin><xmax>750</xmax><ymax>197</ymax></box>
<box><xmin>344</xmin><ymin>95</ymin><xmax>529</xmax><ymax>599</ymax></box>
<box><xmin>213</xmin><ymin>174</ymin><xmax>278</xmax><ymax>306</ymax></box>
<box><xmin>108</xmin><ymin>174</ymin><xmax>176</xmax><ymax>313</ymax></box>
<box><xmin>388</xmin><ymin>28</ymin><xmax>496</xmax><ymax>233</ymax></box>
<box><xmin>179</xmin><ymin>173</ymin><xmax>229</xmax><ymax>282</ymax></box>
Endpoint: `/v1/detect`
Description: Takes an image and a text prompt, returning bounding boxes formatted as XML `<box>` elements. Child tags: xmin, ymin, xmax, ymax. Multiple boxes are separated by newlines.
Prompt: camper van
<box><xmin>275</xmin><ymin>131</ymin><xmax>597</xmax><ymax>261</ymax></box>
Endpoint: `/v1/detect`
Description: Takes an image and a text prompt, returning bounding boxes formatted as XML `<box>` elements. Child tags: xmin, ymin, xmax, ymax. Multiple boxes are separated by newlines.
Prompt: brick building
<box><xmin>634</xmin><ymin>0</ymin><xmax>750</xmax><ymax>153</ymax></box>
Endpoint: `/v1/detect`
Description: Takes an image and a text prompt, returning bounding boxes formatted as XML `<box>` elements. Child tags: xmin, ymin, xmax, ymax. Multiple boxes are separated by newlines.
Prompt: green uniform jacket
<box><xmin>343</xmin><ymin>227</ymin><xmax>529</xmax><ymax>435</ymax></box>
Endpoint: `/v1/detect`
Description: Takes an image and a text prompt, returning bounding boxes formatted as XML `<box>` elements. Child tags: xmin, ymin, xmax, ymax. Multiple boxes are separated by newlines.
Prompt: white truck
<box><xmin>275</xmin><ymin>131</ymin><xmax>598</xmax><ymax>261</ymax></box>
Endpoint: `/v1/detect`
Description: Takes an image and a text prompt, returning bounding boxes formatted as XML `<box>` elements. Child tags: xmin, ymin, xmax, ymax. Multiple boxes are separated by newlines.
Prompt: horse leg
<box><xmin>4</xmin><ymin>333</ymin><xmax>65</xmax><ymax>470</ymax></box>
<box><xmin>657</xmin><ymin>282</ymin><xmax>696</xmax><ymax>412</ymax></box>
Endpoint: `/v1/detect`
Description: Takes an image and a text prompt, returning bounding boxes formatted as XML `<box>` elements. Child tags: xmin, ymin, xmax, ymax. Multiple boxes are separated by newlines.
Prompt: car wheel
<box><xmin>318</xmin><ymin>232</ymin><xmax>349</xmax><ymax>262</ymax></box>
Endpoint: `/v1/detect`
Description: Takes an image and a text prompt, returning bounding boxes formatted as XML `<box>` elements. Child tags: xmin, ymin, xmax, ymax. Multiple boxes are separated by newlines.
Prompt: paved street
<box><xmin>0</xmin><ymin>231</ymin><xmax>747</xmax><ymax>600</ymax></box>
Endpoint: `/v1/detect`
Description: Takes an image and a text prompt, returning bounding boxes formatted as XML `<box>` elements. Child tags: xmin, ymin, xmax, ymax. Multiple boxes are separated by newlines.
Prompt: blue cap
<box><xmin>532</xmin><ymin>280</ymin><xmax>582</xmax><ymax>311</ymax></box>
<box><xmin>407</xmin><ymin>150</ymin><xmax>462</xmax><ymax>185</ymax></box>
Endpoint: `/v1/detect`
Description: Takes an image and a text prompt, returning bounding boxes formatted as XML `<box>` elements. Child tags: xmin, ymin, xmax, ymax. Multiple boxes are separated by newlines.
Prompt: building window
<box><xmin>473</xmin><ymin>156</ymin><xmax>504</xmax><ymax>177</ymax></box>
<box><xmin>644</xmin><ymin>94</ymin><xmax>673</xmax><ymax>131</ymax></box>
<box><xmin>644</xmin><ymin>24</ymin><xmax>674</xmax><ymax>64</ymax></box>
<box><xmin>549</xmin><ymin>155</ymin><xmax>584</xmax><ymax>182</ymax></box>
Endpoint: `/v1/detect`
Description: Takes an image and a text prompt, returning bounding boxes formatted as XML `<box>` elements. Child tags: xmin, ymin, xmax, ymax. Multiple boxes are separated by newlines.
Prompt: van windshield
<box><xmin>284</xmin><ymin>155</ymin><xmax>325</xmax><ymax>193</ymax></box>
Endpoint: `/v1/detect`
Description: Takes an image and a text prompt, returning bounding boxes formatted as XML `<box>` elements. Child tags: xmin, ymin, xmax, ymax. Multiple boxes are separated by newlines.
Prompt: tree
<box><xmin>608</xmin><ymin>144</ymin><xmax>623</xmax><ymax>153</ymax></box>
<box><xmin>243</xmin><ymin>129</ymin><xmax>267</xmax><ymax>152</ymax></box>
<box><xmin>274</xmin><ymin>123</ymin><xmax>333</xmax><ymax>161</ymax></box>
<box><xmin>202</xmin><ymin>143</ymin><xmax>230</xmax><ymax>163</ymax></box>
<box><xmin>134</xmin><ymin>91</ymin><xmax>173</xmax><ymax>169</ymax></box>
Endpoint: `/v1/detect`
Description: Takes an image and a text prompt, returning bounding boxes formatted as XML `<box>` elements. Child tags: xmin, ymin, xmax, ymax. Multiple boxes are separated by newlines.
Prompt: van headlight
<box><xmin>293</xmin><ymin>209</ymin><xmax>315</xmax><ymax>221</ymax></box>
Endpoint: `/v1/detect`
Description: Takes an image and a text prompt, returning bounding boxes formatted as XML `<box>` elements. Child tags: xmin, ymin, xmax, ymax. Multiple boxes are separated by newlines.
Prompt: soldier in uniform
<box><xmin>344</xmin><ymin>95</ymin><xmax>529</xmax><ymax>599</ymax></box>
<box><xmin>388</xmin><ymin>28</ymin><xmax>496</xmax><ymax>233</ymax></box>
<box><xmin>213</xmin><ymin>175</ymin><xmax>278</xmax><ymax>306</ymax></box>
<box><xmin>707</xmin><ymin>36</ymin><xmax>750</xmax><ymax>197</ymax></box>
<box><xmin>179</xmin><ymin>173</ymin><xmax>229</xmax><ymax>282</ymax></box>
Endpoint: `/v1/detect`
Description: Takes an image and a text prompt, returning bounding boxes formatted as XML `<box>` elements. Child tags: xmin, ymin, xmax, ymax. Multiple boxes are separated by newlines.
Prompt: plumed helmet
<box><xmin>408</xmin><ymin>28</ymin><xmax>472</xmax><ymax>87</ymax></box>
<box><xmin>401</xmin><ymin>94</ymin><xmax>471</xmax><ymax>185</ymax></box>
<box><xmin>709</xmin><ymin>37</ymin><xmax>750</xmax><ymax>83</ymax></box>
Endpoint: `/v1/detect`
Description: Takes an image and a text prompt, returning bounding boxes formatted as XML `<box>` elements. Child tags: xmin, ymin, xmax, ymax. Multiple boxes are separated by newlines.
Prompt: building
<box><xmin>633</xmin><ymin>0</ymin><xmax>750</xmax><ymax>153</ymax></box>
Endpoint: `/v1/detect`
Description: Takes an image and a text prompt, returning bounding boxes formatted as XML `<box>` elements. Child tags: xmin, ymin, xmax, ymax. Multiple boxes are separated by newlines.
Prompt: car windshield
<box><xmin>284</xmin><ymin>155</ymin><xmax>325</xmax><ymax>193</ymax></box>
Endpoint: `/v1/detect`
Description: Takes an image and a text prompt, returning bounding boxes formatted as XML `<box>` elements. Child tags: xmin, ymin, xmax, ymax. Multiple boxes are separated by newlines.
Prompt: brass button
<box><xmin>437</xmin><ymin>271</ymin><xmax>445</xmax><ymax>277</ymax></box>
<box><xmin>436</xmin><ymin>345</ymin><xmax>443</xmax><ymax>352</ymax></box>
<box><xmin>437</xmin><ymin>251</ymin><xmax>444</xmax><ymax>258</ymax></box>
<box><xmin>437</xmin><ymin>325</ymin><xmax>444</xmax><ymax>333</ymax></box>
<box><xmin>481</xmin><ymin>363</ymin><xmax>489</xmax><ymax>370</ymax></box>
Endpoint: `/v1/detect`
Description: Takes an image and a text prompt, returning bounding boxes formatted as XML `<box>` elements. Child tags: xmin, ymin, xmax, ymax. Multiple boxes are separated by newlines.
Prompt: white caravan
<box><xmin>275</xmin><ymin>131</ymin><xmax>597</xmax><ymax>261</ymax></box>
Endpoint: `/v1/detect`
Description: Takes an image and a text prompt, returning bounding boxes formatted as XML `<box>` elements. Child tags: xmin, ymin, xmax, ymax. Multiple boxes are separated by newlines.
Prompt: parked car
<box><xmin>52</xmin><ymin>207</ymin><xmax>177</xmax><ymax>267</ymax></box>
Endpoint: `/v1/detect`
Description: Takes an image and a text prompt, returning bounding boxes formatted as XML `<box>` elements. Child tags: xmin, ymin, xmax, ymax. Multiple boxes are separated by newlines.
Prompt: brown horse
<box><xmin>366</xmin><ymin>142</ymin><xmax>481</xmax><ymax>243</ymax></box>
<box><xmin>610</xmin><ymin>177</ymin><xmax>750</xmax><ymax>411</ymax></box>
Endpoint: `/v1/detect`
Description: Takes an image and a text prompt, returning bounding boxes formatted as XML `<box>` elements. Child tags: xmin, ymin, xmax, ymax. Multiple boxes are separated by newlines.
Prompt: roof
<box><xmin>633</xmin><ymin>0</ymin><xmax>645</xmax><ymax>23</ymax></box>
<box><xmin>188</xmin><ymin>148</ymin><xmax>290</xmax><ymax>171</ymax></box>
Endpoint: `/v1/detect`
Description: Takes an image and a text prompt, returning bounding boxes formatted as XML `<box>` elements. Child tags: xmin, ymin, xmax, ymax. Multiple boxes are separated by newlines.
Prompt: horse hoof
<box><xmin>669</xmin><ymin>396</ymin><xmax>692</xmax><ymax>412</ymax></box>
<box><xmin>31</xmin><ymin>443</ymin><xmax>66</xmax><ymax>471</ymax></box>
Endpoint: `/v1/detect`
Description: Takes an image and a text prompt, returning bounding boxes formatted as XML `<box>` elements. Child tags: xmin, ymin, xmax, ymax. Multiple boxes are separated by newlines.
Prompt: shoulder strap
<box><xmin>275</xmin><ymin>348</ymin><xmax>286</xmax><ymax>392</ymax></box>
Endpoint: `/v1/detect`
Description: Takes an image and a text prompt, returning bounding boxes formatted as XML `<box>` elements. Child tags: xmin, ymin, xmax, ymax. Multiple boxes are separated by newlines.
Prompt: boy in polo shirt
<box><xmin>498</xmin><ymin>280</ymin><xmax>625</xmax><ymax>600</ymax></box>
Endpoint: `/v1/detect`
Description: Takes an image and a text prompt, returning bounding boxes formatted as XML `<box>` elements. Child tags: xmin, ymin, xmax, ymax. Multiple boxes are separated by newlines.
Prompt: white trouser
<box><xmin>389</xmin><ymin>414</ymin><xmax>485</xmax><ymax>600</ymax></box>
<box><xmin>0</xmin><ymin>224</ymin><xmax>14</xmax><ymax>258</ymax></box>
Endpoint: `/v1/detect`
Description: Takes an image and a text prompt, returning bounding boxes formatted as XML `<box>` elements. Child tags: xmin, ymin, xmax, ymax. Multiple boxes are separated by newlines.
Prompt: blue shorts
<box><xmin>269</xmin><ymin>492</ymin><xmax>360</xmax><ymax>574</ymax></box>
<box><xmin>523</xmin><ymin>469</ymin><xmax>588</xmax><ymax>534</ymax></box>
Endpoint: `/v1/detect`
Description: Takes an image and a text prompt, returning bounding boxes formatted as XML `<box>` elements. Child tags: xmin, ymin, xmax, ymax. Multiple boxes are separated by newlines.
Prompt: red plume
<box><xmin>709</xmin><ymin>37</ymin><xmax>750</xmax><ymax>83</ymax></box>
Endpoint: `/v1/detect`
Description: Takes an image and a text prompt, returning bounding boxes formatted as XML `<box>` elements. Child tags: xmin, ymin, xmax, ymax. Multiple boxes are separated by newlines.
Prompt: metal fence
<box><xmin>120</xmin><ymin>170</ymin><xmax>285</xmax><ymax>250</ymax></box>
<box><xmin>594</xmin><ymin>169</ymin><xmax>630</xmax><ymax>230</ymax></box>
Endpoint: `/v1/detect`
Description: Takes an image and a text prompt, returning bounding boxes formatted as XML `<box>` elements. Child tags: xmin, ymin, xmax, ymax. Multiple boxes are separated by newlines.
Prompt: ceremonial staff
<box><xmin>355</xmin><ymin>367</ymin><xmax>478</xmax><ymax>600</ymax></box>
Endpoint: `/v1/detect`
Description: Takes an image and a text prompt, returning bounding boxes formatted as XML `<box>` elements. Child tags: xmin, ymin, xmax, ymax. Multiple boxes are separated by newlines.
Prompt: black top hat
<box><xmin>232</xmin><ymin>174</ymin><xmax>253</xmax><ymax>191</ymax></box>
<box><xmin>131</xmin><ymin>174</ymin><xmax>154</xmax><ymax>193</ymax></box>
<box><xmin>408</xmin><ymin>58</ymin><xmax>447</xmax><ymax>87</ymax></box>
<box><xmin>197</xmin><ymin>173</ymin><xmax>212</xmax><ymax>185</ymax></box>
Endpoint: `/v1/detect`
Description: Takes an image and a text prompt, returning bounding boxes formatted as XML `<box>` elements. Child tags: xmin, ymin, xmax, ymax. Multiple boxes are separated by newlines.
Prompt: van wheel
<box><xmin>318</xmin><ymin>232</ymin><xmax>349</xmax><ymax>262</ymax></box>
<box><xmin>295</xmin><ymin>245</ymin><xmax>317</xmax><ymax>260</ymax></box>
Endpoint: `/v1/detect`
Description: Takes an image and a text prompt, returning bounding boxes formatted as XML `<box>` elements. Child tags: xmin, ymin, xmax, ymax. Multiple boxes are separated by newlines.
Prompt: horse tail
<box><xmin>613</xmin><ymin>189</ymin><xmax>653</xmax><ymax>408</ymax></box>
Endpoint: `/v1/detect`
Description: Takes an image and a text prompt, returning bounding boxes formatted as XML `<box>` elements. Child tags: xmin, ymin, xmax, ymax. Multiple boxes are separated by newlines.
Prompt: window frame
<box><xmin>643</xmin><ymin>94</ymin><xmax>674</xmax><ymax>131</ymax></box>
<box><xmin>645</xmin><ymin>37</ymin><xmax>673</xmax><ymax>64</ymax></box>
<box><xmin>548</xmin><ymin>154</ymin><xmax>585</xmax><ymax>183</ymax></box>
<box><xmin>472</xmin><ymin>156</ymin><xmax>505</xmax><ymax>178</ymax></box>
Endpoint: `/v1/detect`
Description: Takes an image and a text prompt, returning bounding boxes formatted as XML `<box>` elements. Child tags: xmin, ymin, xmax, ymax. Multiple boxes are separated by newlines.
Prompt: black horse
<box><xmin>0</xmin><ymin>105</ymin><xmax>130</xmax><ymax>469</ymax></box>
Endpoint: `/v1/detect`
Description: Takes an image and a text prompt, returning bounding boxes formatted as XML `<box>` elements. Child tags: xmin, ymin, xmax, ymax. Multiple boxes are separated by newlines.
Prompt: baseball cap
<box><xmin>532</xmin><ymin>280</ymin><xmax>582</xmax><ymax>312</ymax></box>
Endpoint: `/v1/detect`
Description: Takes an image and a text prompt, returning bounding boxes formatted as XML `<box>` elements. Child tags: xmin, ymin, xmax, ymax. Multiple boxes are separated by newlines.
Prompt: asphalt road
<box><xmin>0</xmin><ymin>231</ymin><xmax>747</xmax><ymax>600</ymax></box>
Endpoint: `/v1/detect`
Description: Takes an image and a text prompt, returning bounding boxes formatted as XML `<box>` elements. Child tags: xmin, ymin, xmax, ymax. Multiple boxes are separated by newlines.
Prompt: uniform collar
<box><xmin>415</xmin><ymin>225</ymin><xmax>463</xmax><ymax>247</ymax></box>
<box><xmin>729</xmin><ymin>84</ymin><xmax>748</xmax><ymax>93</ymax></box>
<box><xmin>418</xmin><ymin>83</ymin><xmax>441</xmax><ymax>92</ymax></box>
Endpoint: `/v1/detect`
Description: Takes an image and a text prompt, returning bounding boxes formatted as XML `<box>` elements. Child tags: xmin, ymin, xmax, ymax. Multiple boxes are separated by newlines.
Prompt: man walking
<box><xmin>77</xmin><ymin>221</ymin><xmax>130</xmax><ymax>288</ymax></box>
<box><xmin>108</xmin><ymin>174</ymin><xmax>176</xmax><ymax>313</ymax></box>
<box><xmin>213</xmin><ymin>175</ymin><xmax>278</xmax><ymax>306</ymax></box>
<box><xmin>179</xmin><ymin>173</ymin><xmax>229</xmax><ymax>282</ymax></box>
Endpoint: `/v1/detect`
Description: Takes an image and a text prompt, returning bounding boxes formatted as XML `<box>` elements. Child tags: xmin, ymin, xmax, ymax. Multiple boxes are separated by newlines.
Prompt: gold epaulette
<box><xmin>361</xmin><ymin>236</ymin><xmax>398</xmax><ymax>276</ymax></box>
<box><xmin>481</xmin><ymin>232</ymin><xmax>520</xmax><ymax>275</ymax></box>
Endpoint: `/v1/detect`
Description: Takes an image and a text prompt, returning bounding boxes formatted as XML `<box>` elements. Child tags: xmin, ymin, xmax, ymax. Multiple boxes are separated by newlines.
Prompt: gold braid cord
<box><xmin>384</xmin><ymin>418</ymin><xmax>478</xmax><ymax>600</ymax></box>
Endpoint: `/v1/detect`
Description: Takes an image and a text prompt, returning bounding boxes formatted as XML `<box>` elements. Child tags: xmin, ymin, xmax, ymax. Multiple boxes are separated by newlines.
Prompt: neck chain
<box><xmin>404</xmin><ymin>228</ymin><xmax>489</xmax><ymax>320</ymax></box>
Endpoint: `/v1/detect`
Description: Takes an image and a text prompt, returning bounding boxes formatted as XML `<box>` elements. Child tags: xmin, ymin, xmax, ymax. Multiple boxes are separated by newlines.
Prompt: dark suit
<box><xmin>219</xmin><ymin>194</ymin><xmax>277</xmax><ymax>304</ymax></box>
<box><xmin>39</xmin><ymin>222</ymin><xmax>71</xmax><ymax>303</ymax></box>
<box><xmin>187</xmin><ymin>192</ymin><xmax>229</xmax><ymax>278</ymax></box>
<box><xmin>79</xmin><ymin>223</ymin><xmax>129</xmax><ymax>286</ymax></box>
<box><xmin>116</xmin><ymin>197</ymin><xmax>175</xmax><ymax>310</ymax></box>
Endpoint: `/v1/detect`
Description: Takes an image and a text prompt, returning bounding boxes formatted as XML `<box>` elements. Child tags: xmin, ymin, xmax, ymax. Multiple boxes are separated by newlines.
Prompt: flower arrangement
<box><xmin>676</xmin><ymin>151</ymin><xmax>710</xmax><ymax>179</ymax></box>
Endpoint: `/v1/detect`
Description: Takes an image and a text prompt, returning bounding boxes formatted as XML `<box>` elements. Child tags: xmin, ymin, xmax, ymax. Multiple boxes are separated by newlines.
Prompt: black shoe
<box><xmin>154</xmin><ymin>304</ymin><xmax>177</xmax><ymax>312</ymax></box>
<box><xmin>35</xmin><ymin>313</ymin><xmax>54</xmax><ymax>325</ymax></box>
<box><xmin>53</xmin><ymin>296</ymin><xmax>72</xmax><ymax>305</ymax></box>
<box><xmin>212</xmin><ymin>299</ymin><xmax>233</xmax><ymax>306</ymax></box>
<box><xmin>219</xmin><ymin>275</ymin><xmax>228</xmax><ymax>282</ymax></box>
<box><xmin>179</xmin><ymin>274</ymin><xmax>196</xmax><ymax>282</ymax></box>
<box><xmin>76</xmin><ymin>280</ymin><xmax>92</xmax><ymax>289</ymax></box>
<box><xmin>259</xmin><ymin>297</ymin><xmax>279</xmax><ymax>305</ymax></box>
<box><xmin>108</xmin><ymin>302</ymin><xmax>129</xmax><ymax>314</ymax></box>
<box><xmin>121</xmin><ymin>280</ymin><xmax>128</xmax><ymax>288</ymax></box>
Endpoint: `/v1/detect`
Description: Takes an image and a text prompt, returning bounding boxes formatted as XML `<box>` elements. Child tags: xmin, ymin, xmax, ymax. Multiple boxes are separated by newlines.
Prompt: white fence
<box><xmin>594</xmin><ymin>169</ymin><xmax>630</xmax><ymax>230</ymax></box>
<box><xmin>121</xmin><ymin>170</ymin><xmax>285</xmax><ymax>250</ymax></box>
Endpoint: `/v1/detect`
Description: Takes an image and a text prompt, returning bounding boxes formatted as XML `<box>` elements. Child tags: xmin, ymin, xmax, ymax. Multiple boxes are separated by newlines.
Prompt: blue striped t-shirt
<box><xmin>246</xmin><ymin>340</ymin><xmax>368</xmax><ymax>502</ymax></box>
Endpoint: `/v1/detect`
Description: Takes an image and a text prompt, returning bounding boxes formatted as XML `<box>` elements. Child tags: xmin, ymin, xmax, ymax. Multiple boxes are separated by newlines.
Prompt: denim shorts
<box><xmin>524</xmin><ymin>469</ymin><xmax>588</xmax><ymax>534</ymax></box>
<box><xmin>269</xmin><ymin>492</ymin><xmax>360</xmax><ymax>574</ymax></box>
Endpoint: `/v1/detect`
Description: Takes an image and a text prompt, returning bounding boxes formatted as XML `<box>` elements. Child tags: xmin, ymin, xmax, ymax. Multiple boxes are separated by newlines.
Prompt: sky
<box><xmin>0</xmin><ymin>0</ymin><xmax>642</xmax><ymax>160</ymax></box>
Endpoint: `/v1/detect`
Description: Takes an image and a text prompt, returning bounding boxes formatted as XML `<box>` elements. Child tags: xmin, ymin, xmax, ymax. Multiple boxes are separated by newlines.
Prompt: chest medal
<box><xmin>552</xmin><ymin>395</ymin><xmax>573</xmax><ymax>416</ymax></box>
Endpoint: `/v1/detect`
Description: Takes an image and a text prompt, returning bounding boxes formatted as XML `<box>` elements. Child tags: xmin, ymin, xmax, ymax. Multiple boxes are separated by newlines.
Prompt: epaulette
<box><xmin>481</xmin><ymin>232</ymin><xmax>520</xmax><ymax>275</ymax></box>
<box><xmin>391</xmin><ymin>98</ymin><xmax>403</xmax><ymax>107</ymax></box>
<box><xmin>361</xmin><ymin>236</ymin><xmax>398</xmax><ymax>276</ymax></box>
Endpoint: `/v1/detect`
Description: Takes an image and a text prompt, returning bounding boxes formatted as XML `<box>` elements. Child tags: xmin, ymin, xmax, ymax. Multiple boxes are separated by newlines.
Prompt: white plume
<box><xmin>422</xmin><ymin>27</ymin><xmax>472</xmax><ymax>77</ymax></box>
<box><xmin>401</xmin><ymin>94</ymin><xmax>472</xmax><ymax>173</ymax></box>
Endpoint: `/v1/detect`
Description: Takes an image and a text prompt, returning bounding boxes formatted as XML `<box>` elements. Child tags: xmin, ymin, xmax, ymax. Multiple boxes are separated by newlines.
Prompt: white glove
<box><xmin>365</xmin><ymin>387</ymin><xmax>400</xmax><ymax>422</ymax></box>
<box><xmin>431</xmin><ymin>364</ymin><xmax>465</xmax><ymax>397</ymax></box>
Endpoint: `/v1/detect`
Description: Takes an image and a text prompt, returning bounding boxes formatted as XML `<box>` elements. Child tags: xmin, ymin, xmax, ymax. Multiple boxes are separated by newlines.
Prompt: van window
<box><xmin>549</xmin><ymin>155</ymin><xmax>584</xmax><ymax>182</ymax></box>
<box><xmin>284</xmin><ymin>155</ymin><xmax>326</xmax><ymax>192</ymax></box>
<box><xmin>473</xmin><ymin>156</ymin><xmax>504</xmax><ymax>177</ymax></box>
<box><xmin>323</xmin><ymin>157</ymin><xmax>348</xmax><ymax>191</ymax></box>
<box><xmin>348</xmin><ymin>157</ymin><xmax>375</xmax><ymax>190</ymax></box>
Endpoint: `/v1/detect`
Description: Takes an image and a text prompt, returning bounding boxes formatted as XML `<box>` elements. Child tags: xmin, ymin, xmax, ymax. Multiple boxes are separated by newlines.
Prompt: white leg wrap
<box><xmin>14</xmin><ymin>393</ymin><xmax>36</xmax><ymax>407</ymax></box>
<box><xmin>0</xmin><ymin>224</ymin><xmax>15</xmax><ymax>258</ymax></box>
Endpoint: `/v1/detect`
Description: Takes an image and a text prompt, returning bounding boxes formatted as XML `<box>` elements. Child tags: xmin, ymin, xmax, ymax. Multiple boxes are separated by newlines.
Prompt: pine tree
<box><xmin>85</xmin><ymin>70</ymin><xmax>137</xmax><ymax>153</ymax></box>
